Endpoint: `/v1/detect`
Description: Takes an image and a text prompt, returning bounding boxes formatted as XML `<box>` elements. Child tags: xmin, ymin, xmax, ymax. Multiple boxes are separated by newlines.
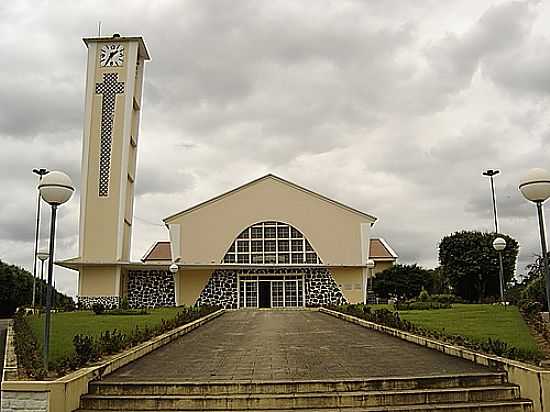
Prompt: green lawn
<box><xmin>29</xmin><ymin>307</ymin><xmax>182</xmax><ymax>366</ymax></box>
<box><xmin>370</xmin><ymin>304</ymin><xmax>539</xmax><ymax>353</ymax></box>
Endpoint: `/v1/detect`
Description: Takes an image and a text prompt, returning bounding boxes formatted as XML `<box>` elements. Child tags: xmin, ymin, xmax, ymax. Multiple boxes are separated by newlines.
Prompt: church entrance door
<box><xmin>258</xmin><ymin>281</ymin><xmax>271</xmax><ymax>308</ymax></box>
<box><xmin>238</xmin><ymin>274</ymin><xmax>305</xmax><ymax>308</ymax></box>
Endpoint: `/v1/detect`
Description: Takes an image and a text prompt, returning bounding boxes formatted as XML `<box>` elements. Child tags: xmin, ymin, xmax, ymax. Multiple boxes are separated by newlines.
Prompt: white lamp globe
<box><xmin>493</xmin><ymin>237</ymin><xmax>506</xmax><ymax>252</ymax></box>
<box><xmin>169</xmin><ymin>263</ymin><xmax>179</xmax><ymax>274</ymax></box>
<box><xmin>519</xmin><ymin>168</ymin><xmax>550</xmax><ymax>203</ymax></box>
<box><xmin>36</xmin><ymin>250</ymin><xmax>49</xmax><ymax>261</ymax></box>
<box><xmin>38</xmin><ymin>171</ymin><xmax>74</xmax><ymax>205</ymax></box>
<box><xmin>366</xmin><ymin>259</ymin><xmax>375</xmax><ymax>269</ymax></box>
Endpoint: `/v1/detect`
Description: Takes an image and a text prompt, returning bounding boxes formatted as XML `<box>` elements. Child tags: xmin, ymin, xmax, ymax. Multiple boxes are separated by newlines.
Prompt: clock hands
<box><xmin>105</xmin><ymin>50</ymin><xmax>119</xmax><ymax>66</ymax></box>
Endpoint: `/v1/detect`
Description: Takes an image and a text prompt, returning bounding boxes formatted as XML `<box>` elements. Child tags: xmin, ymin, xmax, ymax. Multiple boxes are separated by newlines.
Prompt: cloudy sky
<box><xmin>1</xmin><ymin>0</ymin><xmax>549</xmax><ymax>297</ymax></box>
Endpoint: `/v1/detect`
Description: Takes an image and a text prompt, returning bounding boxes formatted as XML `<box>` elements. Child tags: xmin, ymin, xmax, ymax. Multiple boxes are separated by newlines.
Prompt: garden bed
<box><xmin>333</xmin><ymin>304</ymin><xmax>543</xmax><ymax>363</ymax></box>
<box><xmin>14</xmin><ymin>306</ymin><xmax>218</xmax><ymax>378</ymax></box>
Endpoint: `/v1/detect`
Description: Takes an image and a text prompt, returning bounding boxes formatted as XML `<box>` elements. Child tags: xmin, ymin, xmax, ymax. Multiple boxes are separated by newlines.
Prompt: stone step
<box><xmin>91</xmin><ymin>372</ymin><xmax>508</xmax><ymax>396</ymax></box>
<box><xmin>79</xmin><ymin>385</ymin><xmax>520</xmax><ymax>410</ymax></box>
<box><xmin>76</xmin><ymin>398</ymin><xmax>534</xmax><ymax>412</ymax></box>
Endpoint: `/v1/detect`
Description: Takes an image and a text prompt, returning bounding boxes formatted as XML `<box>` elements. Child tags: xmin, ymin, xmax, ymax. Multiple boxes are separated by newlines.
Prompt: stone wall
<box><xmin>196</xmin><ymin>268</ymin><xmax>347</xmax><ymax>308</ymax></box>
<box><xmin>77</xmin><ymin>295</ymin><xmax>120</xmax><ymax>309</ymax></box>
<box><xmin>304</xmin><ymin>268</ymin><xmax>347</xmax><ymax>306</ymax></box>
<box><xmin>1</xmin><ymin>391</ymin><xmax>48</xmax><ymax>412</ymax></box>
<box><xmin>196</xmin><ymin>270</ymin><xmax>238</xmax><ymax>309</ymax></box>
<box><xmin>128</xmin><ymin>270</ymin><xmax>175</xmax><ymax>308</ymax></box>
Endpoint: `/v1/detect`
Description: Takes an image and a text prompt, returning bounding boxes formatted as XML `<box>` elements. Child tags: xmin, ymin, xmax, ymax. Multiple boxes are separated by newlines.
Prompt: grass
<box><xmin>29</xmin><ymin>307</ymin><xmax>182</xmax><ymax>366</ymax></box>
<box><xmin>370</xmin><ymin>303</ymin><xmax>539</xmax><ymax>353</ymax></box>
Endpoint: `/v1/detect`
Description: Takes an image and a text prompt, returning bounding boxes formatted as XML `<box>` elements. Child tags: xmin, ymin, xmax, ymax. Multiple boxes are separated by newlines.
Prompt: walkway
<box><xmin>107</xmin><ymin>310</ymin><xmax>491</xmax><ymax>382</ymax></box>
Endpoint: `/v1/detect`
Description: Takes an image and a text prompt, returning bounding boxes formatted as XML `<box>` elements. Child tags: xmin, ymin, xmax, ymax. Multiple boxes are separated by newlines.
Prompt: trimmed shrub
<box><xmin>429</xmin><ymin>294</ymin><xmax>463</xmax><ymax>304</ymax></box>
<box><xmin>395</xmin><ymin>301</ymin><xmax>451</xmax><ymax>311</ymax></box>
<box><xmin>92</xmin><ymin>303</ymin><xmax>105</xmax><ymax>315</ymax></box>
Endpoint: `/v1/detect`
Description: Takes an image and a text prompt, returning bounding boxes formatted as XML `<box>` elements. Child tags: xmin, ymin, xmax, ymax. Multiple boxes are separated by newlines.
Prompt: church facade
<box><xmin>60</xmin><ymin>35</ymin><xmax>397</xmax><ymax>309</ymax></box>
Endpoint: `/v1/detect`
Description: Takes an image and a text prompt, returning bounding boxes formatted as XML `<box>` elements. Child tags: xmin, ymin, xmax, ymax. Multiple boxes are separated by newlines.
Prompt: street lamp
<box><xmin>482</xmin><ymin>169</ymin><xmax>501</xmax><ymax>233</ymax></box>
<box><xmin>365</xmin><ymin>259</ymin><xmax>375</xmax><ymax>305</ymax></box>
<box><xmin>492</xmin><ymin>237</ymin><xmax>506</xmax><ymax>304</ymax></box>
<box><xmin>31</xmin><ymin>168</ymin><xmax>49</xmax><ymax>309</ymax></box>
<box><xmin>169</xmin><ymin>263</ymin><xmax>178</xmax><ymax>274</ymax></box>
<box><xmin>36</xmin><ymin>250</ymin><xmax>49</xmax><ymax>306</ymax></box>
<box><xmin>519</xmin><ymin>168</ymin><xmax>550</xmax><ymax>313</ymax></box>
<box><xmin>38</xmin><ymin>171</ymin><xmax>74</xmax><ymax>371</ymax></box>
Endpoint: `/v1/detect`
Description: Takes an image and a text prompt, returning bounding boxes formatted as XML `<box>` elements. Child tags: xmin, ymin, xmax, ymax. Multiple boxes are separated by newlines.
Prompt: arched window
<box><xmin>222</xmin><ymin>221</ymin><xmax>322</xmax><ymax>265</ymax></box>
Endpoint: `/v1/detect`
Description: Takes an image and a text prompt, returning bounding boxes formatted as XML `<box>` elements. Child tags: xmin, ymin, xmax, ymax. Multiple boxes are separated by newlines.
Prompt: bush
<box><xmin>12</xmin><ymin>311</ymin><xmax>45</xmax><ymax>379</ymax></box>
<box><xmin>429</xmin><ymin>294</ymin><xmax>463</xmax><ymax>304</ymax></box>
<box><xmin>92</xmin><ymin>303</ymin><xmax>105</xmax><ymax>315</ymax></box>
<box><xmin>418</xmin><ymin>288</ymin><xmax>430</xmax><ymax>302</ymax></box>
<box><xmin>73</xmin><ymin>334</ymin><xmax>98</xmax><ymax>364</ymax></box>
<box><xmin>105</xmin><ymin>308</ymin><xmax>148</xmax><ymax>316</ymax></box>
<box><xmin>120</xmin><ymin>297</ymin><xmax>130</xmax><ymax>310</ymax></box>
<box><xmin>98</xmin><ymin>329</ymin><xmax>126</xmax><ymax>354</ymax></box>
<box><xmin>395</xmin><ymin>301</ymin><xmax>451</xmax><ymax>311</ymax></box>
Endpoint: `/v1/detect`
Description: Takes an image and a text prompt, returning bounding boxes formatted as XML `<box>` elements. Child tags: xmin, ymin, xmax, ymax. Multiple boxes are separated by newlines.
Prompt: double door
<box><xmin>239</xmin><ymin>275</ymin><xmax>304</xmax><ymax>308</ymax></box>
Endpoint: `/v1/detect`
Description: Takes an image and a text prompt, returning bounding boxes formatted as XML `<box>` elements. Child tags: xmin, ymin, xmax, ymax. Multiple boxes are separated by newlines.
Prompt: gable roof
<box><xmin>142</xmin><ymin>238</ymin><xmax>397</xmax><ymax>262</ymax></box>
<box><xmin>163</xmin><ymin>174</ymin><xmax>377</xmax><ymax>224</ymax></box>
<box><xmin>369</xmin><ymin>238</ymin><xmax>398</xmax><ymax>259</ymax></box>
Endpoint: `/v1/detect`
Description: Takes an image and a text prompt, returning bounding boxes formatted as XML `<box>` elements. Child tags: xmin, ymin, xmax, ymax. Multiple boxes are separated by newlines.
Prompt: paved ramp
<box><xmin>107</xmin><ymin>310</ymin><xmax>492</xmax><ymax>382</ymax></box>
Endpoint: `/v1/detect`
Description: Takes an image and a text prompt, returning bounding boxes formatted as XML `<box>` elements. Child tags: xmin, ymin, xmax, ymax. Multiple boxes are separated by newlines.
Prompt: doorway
<box><xmin>258</xmin><ymin>281</ymin><xmax>271</xmax><ymax>308</ymax></box>
<box><xmin>238</xmin><ymin>274</ymin><xmax>304</xmax><ymax>308</ymax></box>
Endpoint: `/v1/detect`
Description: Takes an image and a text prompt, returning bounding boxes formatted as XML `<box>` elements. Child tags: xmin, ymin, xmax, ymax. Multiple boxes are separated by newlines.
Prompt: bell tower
<box><xmin>76</xmin><ymin>35</ymin><xmax>150</xmax><ymax>306</ymax></box>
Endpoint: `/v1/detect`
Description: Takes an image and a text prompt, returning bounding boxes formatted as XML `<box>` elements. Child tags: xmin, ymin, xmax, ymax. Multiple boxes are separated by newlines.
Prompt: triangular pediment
<box><xmin>163</xmin><ymin>174</ymin><xmax>377</xmax><ymax>224</ymax></box>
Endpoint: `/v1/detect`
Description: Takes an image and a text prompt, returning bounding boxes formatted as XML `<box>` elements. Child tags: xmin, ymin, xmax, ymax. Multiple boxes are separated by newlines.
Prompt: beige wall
<box><xmin>177</xmin><ymin>269</ymin><xmax>212</xmax><ymax>306</ymax></box>
<box><xmin>331</xmin><ymin>267</ymin><xmax>363</xmax><ymax>304</ymax></box>
<box><xmin>79</xmin><ymin>266</ymin><xmax>120</xmax><ymax>296</ymax></box>
<box><xmin>79</xmin><ymin>39</ymin><xmax>145</xmax><ymax>263</ymax></box>
<box><xmin>373</xmin><ymin>261</ymin><xmax>394</xmax><ymax>276</ymax></box>
<box><xmin>166</xmin><ymin>177</ymin><xmax>374</xmax><ymax>266</ymax></box>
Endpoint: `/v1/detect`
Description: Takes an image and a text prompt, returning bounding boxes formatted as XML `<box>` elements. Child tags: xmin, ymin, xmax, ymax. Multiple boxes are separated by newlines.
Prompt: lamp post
<box><xmin>31</xmin><ymin>168</ymin><xmax>49</xmax><ymax>309</ymax></box>
<box><xmin>169</xmin><ymin>263</ymin><xmax>179</xmax><ymax>306</ymax></box>
<box><xmin>482</xmin><ymin>169</ymin><xmax>501</xmax><ymax>233</ymax></box>
<box><xmin>36</xmin><ymin>250</ymin><xmax>49</xmax><ymax>307</ymax></box>
<box><xmin>38</xmin><ymin>171</ymin><xmax>74</xmax><ymax>371</ymax></box>
<box><xmin>365</xmin><ymin>259</ymin><xmax>375</xmax><ymax>305</ymax></box>
<box><xmin>492</xmin><ymin>237</ymin><xmax>506</xmax><ymax>304</ymax></box>
<box><xmin>519</xmin><ymin>168</ymin><xmax>550</xmax><ymax>313</ymax></box>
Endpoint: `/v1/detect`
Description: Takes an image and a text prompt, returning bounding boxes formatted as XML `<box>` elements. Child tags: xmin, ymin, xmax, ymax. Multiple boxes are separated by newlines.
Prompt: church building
<box><xmin>60</xmin><ymin>35</ymin><xmax>397</xmax><ymax>309</ymax></box>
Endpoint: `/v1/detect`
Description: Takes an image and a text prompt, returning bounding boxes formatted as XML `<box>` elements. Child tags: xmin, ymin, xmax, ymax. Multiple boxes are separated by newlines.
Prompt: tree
<box><xmin>520</xmin><ymin>253</ymin><xmax>549</xmax><ymax>310</ymax></box>
<box><xmin>438</xmin><ymin>231</ymin><xmax>519</xmax><ymax>302</ymax></box>
<box><xmin>372</xmin><ymin>264</ymin><xmax>433</xmax><ymax>300</ymax></box>
<box><xmin>429</xmin><ymin>266</ymin><xmax>451</xmax><ymax>295</ymax></box>
<box><xmin>0</xmin><ymin>259</ymin><xmax>74</xmax><ymax>316</ymax></box>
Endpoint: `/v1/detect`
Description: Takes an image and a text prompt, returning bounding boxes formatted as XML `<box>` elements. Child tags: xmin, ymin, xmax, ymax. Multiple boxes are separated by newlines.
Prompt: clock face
<box><xmin>100</xmin><ymin>44</ymin><xmax>124</xmax><ymax>67</ymax></box>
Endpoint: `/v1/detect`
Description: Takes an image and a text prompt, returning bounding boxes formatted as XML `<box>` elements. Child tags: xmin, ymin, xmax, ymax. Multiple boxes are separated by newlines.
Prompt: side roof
<box><xmin>163</xmin><ymin>174</ymin><xmax>377</xmax><ymax>224</ymax></box>
<box><xmin>142</xmin><ymin>238</ymin><xmax>397</xmax><ymax>262</ymax></box>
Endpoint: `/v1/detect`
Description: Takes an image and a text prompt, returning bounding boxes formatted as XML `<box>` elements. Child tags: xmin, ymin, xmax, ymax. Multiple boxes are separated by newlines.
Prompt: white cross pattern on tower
<box><xmin>95</xmin><ymin>73</ymin><xmax>125</xmax><ymax>197</ymax></box>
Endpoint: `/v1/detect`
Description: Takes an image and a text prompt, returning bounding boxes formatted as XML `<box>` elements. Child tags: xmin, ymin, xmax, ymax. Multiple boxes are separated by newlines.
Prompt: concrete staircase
<box><xmin>77</xmin><ymin>372</ymin><xmax>533</xmax><ymax>411</ymax></box>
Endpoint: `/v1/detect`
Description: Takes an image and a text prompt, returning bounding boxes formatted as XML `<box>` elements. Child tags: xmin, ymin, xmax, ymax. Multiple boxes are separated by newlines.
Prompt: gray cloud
<box><xmin>2</xmin><ymin>0</ymin><xmax>550</xmax><ymax>298</ymax></box>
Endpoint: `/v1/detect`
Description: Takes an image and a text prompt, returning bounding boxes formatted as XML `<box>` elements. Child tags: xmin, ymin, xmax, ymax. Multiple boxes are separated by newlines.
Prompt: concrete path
<box><xmin>107</xmin><ymin>310</ymin><xmax>492</xmax><ymax>382</ymax></box>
